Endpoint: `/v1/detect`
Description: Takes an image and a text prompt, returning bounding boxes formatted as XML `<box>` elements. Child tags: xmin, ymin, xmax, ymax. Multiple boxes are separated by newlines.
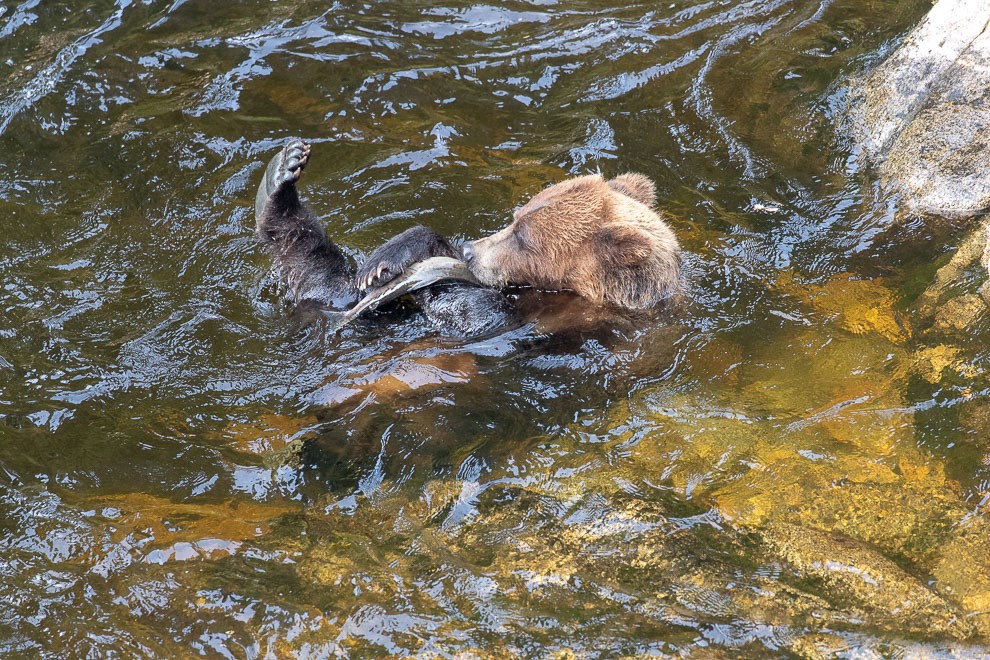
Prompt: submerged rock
<box><xmin>915</xmin><ymin>225</ymin><xmax>990</xmax><ymax>321</ymax></box>
<box><xmin>851</xmin><ymin>0</ymin><xmax>990</xmax><ymax>219</ymax></box>
<box><xmin>933</xmin><ymin>515</ymin><xmax>990</xmax><ymax>635</ymax></box>
<box><xmin>762</xmin><ymin>523</ymin><xmax>971</xmax><ymax>638</ymax></box>
<box><xmin>794</xmin><ymin>482</ymin><xmax>965</xmax><ymax>566</ymax></box>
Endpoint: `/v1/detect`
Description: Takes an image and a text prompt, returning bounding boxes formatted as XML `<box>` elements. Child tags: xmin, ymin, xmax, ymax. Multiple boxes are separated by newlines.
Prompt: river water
<box><xmin>5</xmin><ymin>0</ymin><xmax>990</xmax><ymax>656</ymax></box>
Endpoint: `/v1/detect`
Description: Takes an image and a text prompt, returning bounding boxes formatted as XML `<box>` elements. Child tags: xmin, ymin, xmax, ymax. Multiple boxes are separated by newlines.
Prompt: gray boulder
<box><xmin>852</xmin><ymin>0</ymin><xmax>990</xmax><ymax>219</ymax></box>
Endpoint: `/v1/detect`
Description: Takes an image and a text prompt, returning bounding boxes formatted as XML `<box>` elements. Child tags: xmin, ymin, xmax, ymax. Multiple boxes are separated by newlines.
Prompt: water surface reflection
<box><xmin>4</xmin><ymin>0</ymin><xmax>990</xmax><ymax>656</ymax></box>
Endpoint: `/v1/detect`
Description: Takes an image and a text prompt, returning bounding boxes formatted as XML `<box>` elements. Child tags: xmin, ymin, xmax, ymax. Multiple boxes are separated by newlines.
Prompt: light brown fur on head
<box><xmin>466</xmin><ymin>173</ymin><xmax>680</xmax><ymax>308</ymax></box>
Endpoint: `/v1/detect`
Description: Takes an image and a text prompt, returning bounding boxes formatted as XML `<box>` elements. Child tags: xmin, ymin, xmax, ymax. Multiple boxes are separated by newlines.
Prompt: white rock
<box><xmin>852</xmin><ymin>0</ymin><xmax>990</xmax><ymax>218</ymax></box>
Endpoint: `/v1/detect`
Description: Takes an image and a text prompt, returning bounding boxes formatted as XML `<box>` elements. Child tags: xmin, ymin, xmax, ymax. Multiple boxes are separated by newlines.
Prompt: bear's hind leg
<box><xmin>255</xmin><ymin>140</ymin><xmax>357</xmax><ymax>310</ymax></box>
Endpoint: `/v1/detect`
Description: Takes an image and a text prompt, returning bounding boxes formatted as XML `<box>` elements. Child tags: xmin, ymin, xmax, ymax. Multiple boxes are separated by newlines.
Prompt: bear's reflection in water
<box><xmin>290</xmin><ymin>289</ymin><xmax>687</xmax><ymax>496</ymax></box>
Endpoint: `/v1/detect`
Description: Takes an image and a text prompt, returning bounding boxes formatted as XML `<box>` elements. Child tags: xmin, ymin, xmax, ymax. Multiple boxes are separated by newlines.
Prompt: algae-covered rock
<box><xmin>932</xmin><ymin>515</ymin><xmax>990</xmax><ymax>635</ymax></box>
<box><xmin>762</xmin><ymin>523</ymin><xmax>970</xmax><ymax>638</ymax></box>
<box><xmin>912</xmin><ymin>345</ymin><xmax>967</xmax><ymax>384</ymax></box>
<box><xmin>851</xmin><ymin>0</ymin><xmax>990</xmax><ymax>218</ymax></box>
<box><xmin>915</xmin><ymin>225</ymin><xmax>989</xmax><ymax>321</ymax></box>
<box><xmin>932</xmin><ymin>294</ymin><xmax>987</xmax><ymax>334</ymax></box>
<box><xmin>777</xmin><ymin>272</ymin><xmax>908</xmax><ymax>342</ymax></box>
<box><xmin>786</xmin><ymin>633</ymin><xmax>849</xmax><ymax>660</ymax></box>
<box><xmin>795</xmin><ymin>482</ymin><xmax>966</xmax><ymax>565</ymax></box>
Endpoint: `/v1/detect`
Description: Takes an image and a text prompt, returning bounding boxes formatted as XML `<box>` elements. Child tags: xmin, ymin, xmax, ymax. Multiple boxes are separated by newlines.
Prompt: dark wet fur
<box><xmin>256</xmin><ymin>140</ymin><xmax>515</xmax><ymax>337</ymax></box>
<box><xmin>361</xmin><ymin>226</ymin><xmax>515</xmax><ymax>336</ymax></box>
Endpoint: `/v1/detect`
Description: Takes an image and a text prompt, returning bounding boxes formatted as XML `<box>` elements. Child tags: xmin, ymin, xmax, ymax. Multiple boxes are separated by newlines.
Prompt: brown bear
<box><xmin>257</xmin><ymin>140</ymin><xmax>680</xmax><ymax>337</ymax></box>
<box><xmin>460</xmin><ymin>173</ymin><xmax>681</xmax><ymax>309</ymax></box>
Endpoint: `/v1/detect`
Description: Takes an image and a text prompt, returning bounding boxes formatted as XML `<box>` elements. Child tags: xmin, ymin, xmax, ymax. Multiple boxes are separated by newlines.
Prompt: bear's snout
<box><xmin>462</xmin><ymin>235</ymin><xmax>509</xmax><ymax>287</ymax></box>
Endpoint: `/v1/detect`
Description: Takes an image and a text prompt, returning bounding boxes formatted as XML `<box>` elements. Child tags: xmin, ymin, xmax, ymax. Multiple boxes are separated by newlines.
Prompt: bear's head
<box><xmin>463</xmin><ymin>173</ymin><xmax>680</xmax><ymax>309</ymax></box>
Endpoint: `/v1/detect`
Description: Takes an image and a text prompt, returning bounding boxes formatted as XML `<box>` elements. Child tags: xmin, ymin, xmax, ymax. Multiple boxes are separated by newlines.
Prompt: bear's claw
<box><xmin>356</xmin><ymin>247</ymin><xmax>417</xmax><ymax>291</ymax></box>
<box><xmin>357</xmin><ymin>260</ymin><xmax>401</xmax><ymax>292</ymax></box>
<box><xmin>261</xmin><ymin>139</ymin><xmax>312</xmax><ymax>204</ymax></box>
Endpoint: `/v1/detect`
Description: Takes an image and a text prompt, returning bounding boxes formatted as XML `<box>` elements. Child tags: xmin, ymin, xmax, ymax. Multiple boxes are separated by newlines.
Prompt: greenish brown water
<box><xmin>4</xmin><ymin>0</ymin><xmax>990</xmax><ymax>656</ymax></box>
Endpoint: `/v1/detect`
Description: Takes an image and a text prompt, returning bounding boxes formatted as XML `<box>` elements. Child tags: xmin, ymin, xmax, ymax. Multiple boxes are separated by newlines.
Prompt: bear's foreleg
<box><xmin>357</xmin><ymin>225</ymin><xmax>515</xmax><ymax>337</ymax></box>
<box><xmin>356</xmin><ymin>225</ymin><xmax>460</xmax><ymax>292</ymax></box>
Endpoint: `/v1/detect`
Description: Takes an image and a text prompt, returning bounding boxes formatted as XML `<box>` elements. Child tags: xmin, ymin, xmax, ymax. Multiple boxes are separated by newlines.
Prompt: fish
<box><xmin>321</xmin><ymin>256</ymin><xmax>481</xmax><ymax>330</ymax></box>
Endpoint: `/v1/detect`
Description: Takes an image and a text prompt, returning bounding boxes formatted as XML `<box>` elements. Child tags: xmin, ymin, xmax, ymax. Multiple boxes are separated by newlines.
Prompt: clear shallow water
<box><xmin>4</xmin><ymin>0</ymin><xmax>990</xmax><ymax>656</ymax></box>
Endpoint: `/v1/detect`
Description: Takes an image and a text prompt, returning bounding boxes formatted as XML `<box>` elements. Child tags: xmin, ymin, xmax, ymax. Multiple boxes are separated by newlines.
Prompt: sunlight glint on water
<box><xmin>4</xmin><ymin>0</ymin><xmax>990</xmax><ymax>656</ymax></box>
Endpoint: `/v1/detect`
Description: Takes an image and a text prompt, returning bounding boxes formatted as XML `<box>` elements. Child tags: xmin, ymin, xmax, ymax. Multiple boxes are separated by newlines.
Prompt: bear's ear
<box><xmin>597</xmin><ymin>224</ymin><xmax>653</xmax><ymax>267</ymax></box>
<box><xmin>608</xmin><ymin>173</ymin><xmax>657</xmax><ymax>208</ymax></box>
